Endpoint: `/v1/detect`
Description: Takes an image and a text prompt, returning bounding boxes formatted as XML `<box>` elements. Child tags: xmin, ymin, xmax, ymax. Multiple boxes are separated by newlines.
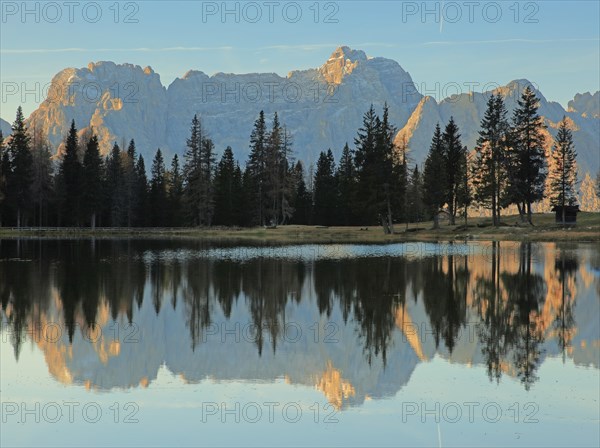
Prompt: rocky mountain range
<box><xmin>3</xmin><ymin>47</ymin><xmax>599</xmax><ymax>176</ymax></box>
<box><xmin>0</xmin><ymin>117</ymin><xmax>11</xmax><ymax>137</ymax></box>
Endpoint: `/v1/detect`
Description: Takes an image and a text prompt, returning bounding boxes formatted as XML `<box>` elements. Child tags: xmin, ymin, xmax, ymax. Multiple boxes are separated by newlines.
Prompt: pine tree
<box><xmin>442</xmin><ymin>117</ymin><xmax>467</xmax><ymax>225</ymax></box>
<box><xmin>134</xmin><ymin>155</ymin><xmax>149</xmax><ymax>226</ymax></box>
<box><xmin>354</xmin><ymin>105</ymin><xmax>379</xmax><ymax>224</ymax></box>
<box><xmin>199</xmin><ymin>135</ymin><xmax>216</xmax><ymax>226</ymax></box>
<box><xmin>82</xmin><ymin>134</ymin><xmax>104</xmax><ymax>228</ymax></box>
<box><xmin>290</xmin><ymin>161</ymin><xmax>312</xmax><ymax>225</ymax></box>
<box><xmin>313</xmin><ymin>149</ymin><xmax>336</xmax><ymax>225</ymax></box>
<box><xmin>354</xmin><ymin>104</ymin><xmax>397</xmax><ymax>230</ymax></box>
<box><xmin>265</xmin><ymin>112</ymin><xmax>283</xmax><ymax>225</ymax></box>
<box><xmin>123</xmin><ymin>139</ymin><xmax>138</xmax><ymax>227</ymax></box>
<box><xmin>183</xmin><ymin>115</ymin><xmax>216</xmax><ymax>226</ymax></box>
<box><xmin>407</xmin><ymin>164</ymin><xmax>424</xmax><ymax>224</ymax></box>
<box><xmin>168</xmin><ymin>154</ymin><xmax>184</xmax><ymax>226</ymax></box>
<box><xmin>510</xmin><ymin>86</ymin><xmax>547</xmax><ymax>224</ymax></box>
<box><xmin>6</xmin><ymin>107</ymin><xmax>33</xmax><ymax>227</ymax></box>
<box><xmin>247</xmin><ymin>110</ymin><xmax>268</xmax><ymax>225</ymax></box>
<box><xmin>29</xmin><ymin>125</ymin><xmax>54</xmax><ymax>227</ymax></box>
<box><xmin>394</xmin><ymin>132</ymin><xmax>409</xmax><ymax>229</ymax></box>
<box><xmin>213</xmin><ymin>147</ymin><xmax>243</xmax><ymax>226</ymax></box>
<box><xmin>149</xmin><ymin>149</ymin><xmax>167</xmax><ymax>226</ymax></box>
<box><xmin>105</xmin><ymin>143</ymin><xmax>125</xmax><ymax>226</ymax></box>
<box><xmin>471</xmin><ymin>95</ymin><xmax>511</xmax><ymax>226</ymax></box>
<box><xmin>548</xmin><ymin>117</ymin><xmax>578</xmax><ymax>224</ymax></box>
<box><xmin>278</xmin><ymin>125</ymin><xmax>295</xmax><ymax>224</ymax></box>
<box><xmin>183</xmin><ymin>115</ymin><xmax>202</xmax><ymax>225</ymax></box>
<box><xmin>57</xmin><ymin>120</ymin><xmax>83</xmax><ymax>225</ymax></box>
<box><xmin>423</xmin><ymin>124</ymin><xmax>446</xmax><ymax>229</ymax></box>
<box><xmin>378</xmin><ymin>104</ymin><xmax>399</xmax><ymax>232</ymax></box>
<box><xmin>336</xmin><ymin>143</ymin><xmax>356</xmax><ymax>225</ymax></box>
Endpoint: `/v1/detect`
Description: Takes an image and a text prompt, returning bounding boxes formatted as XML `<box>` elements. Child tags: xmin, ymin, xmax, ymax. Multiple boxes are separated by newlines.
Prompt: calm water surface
<box><xmin>1</xmin><ymin>239</ymin><xmax>599</xmax><ymax>447</ymax></box>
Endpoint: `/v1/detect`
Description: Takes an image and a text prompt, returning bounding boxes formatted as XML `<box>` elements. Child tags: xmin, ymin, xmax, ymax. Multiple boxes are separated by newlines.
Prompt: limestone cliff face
<box><xmin>16</xmin><ymin>48</ymin><xmax>600</xmax><ymax>177</ymax></box>
<box><xmin>23</xmin><ymin>47</ymin><xmax>421</xmax><ymax>166</ymax></box>
<box><xmin>26</xmin><ymin>61</ymin><xmax>167</xmax><ymax>158</ymax></box>
<box><xmin>395</xmin><ymin>80</ymin><xmax>600</xmax><ymax>177</ymax></box>
<box><xmin>568</xmin><ymin>91</ymin><xmax>600</xmax><ymax>118</ymax></box>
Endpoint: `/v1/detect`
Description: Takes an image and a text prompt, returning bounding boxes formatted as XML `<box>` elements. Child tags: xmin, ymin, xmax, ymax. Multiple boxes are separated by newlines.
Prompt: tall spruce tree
<box><xmin>199</xmin><ymin>135</ymin><xmax>216</xmax><ymax>225</ymax></box>
<box><xmin>354</xmin><ymin>104</ymin><xmax>397</xmax><ymax>230</ymax></box>
<box><xmin>168</xmin><ymin>154</ymin><xmax>184</xmax><ymax>226</ymax></box>
<box><xmin>30</xmin><ymin>126</ymin><xmax>54</xmax><ymax>227</ymax></box>
<box><xmin>423</xmin><ymin>124</ymin><xmax>447</xmax><ymax>229</ymax></box>
<box><xmin>378</xmin><ymin>104</ymin><xmax>399</xmax><ymax>232</ymax></box>
<box><xmin>548</xmin><ymin>117</ymin><xmax>578</xmax><ymax>224</ymax></box>
<box><xmin>183</xmin><ymin>115</ymin><xmax>202</xmax><ymax>225</ymax></box>
<box><xmin>82</xmin><ymin>134</ymin><xmax>104</xmax><ymax>228</ymax></box>
<box><xmin>213</xmin><ymin>147</ymin><xmax>243</xmax><ymax>226</ymax></box>
<box><xmin>394</xmin><ymin>134</ymin><xmax>409</xmax><ymax>228</ymax></box>
<box><xmin>336</xmin><ymin>143</ymin><xmax>356</xmax><ymax>225</ymax></box>
<box><xmin>407</xmin><ymin>164</ymin><xmax>424</xmax><ymax>224</ymax></box>
<box><xmin>278</xmin><ymin>125</ymin><xmax>295</xmax><ymax>224</ymax></box>
<box><xmin>149</xmin><ymin>149</ymin><xmax>167</xmax><ymax>226</ymax></box>
<box><xmin>313</xmin><ymin>149</ymin><xmax>336</xmax><ymax>226</ymax></box>
<box><xmin>354</xmin><ymin>105</ymin><xmax>379</xmax><ymax>224</ymax></box>
<box><xmin>134</xmin><ymin>155</ymin><xmax>149</xmax><ymax>226</ymax></box>
<box><xmin>265</xmin><ymin>112</ymin><xmax>283</xmax><ymax>225</ymax></box>
<box><xmin>6</xmin><ymin>107</ymin><xmax>33</xmax><ymax>227</ymax></box>
<box><xmin>442</xmin><ymin>117</ymin><xmax>467</xmax><ymax>225</ymax></box>
<box><xmin>105</xmin><ymin>143</ymin><xmax>125</xmax><ymax>226</ymax></box>
<box><xmin>57</xmin><ymin>120</ymin><xmax>82</xmax><ymax>226</ymax></box>
<box><xmin>510</xmin><ymin>86</ymin><xmax>547</xmax><ymax>224</ymax></box>
<box><xmin>247</xmin><ymin>110</ymin><xmax>268</xmax><ymax>225</ymax></box>
<box><xmin>183</xmin><ymin>115</ymin><xmax>215</xmax><ymax>226</ymax></box>
<box><xmin>123</xmin><ymin>139</ymin><xmax>138</xmax><ymax>227</ymax></box>
<box><xmin>290</xmin><ymin>161</ymin><xmax>312</xmax><ymax>225</ymax></box>
<box><xmin>471</xmin><ymin>94</ymin><xmax>511</xmax><ymax>226</ymax></box>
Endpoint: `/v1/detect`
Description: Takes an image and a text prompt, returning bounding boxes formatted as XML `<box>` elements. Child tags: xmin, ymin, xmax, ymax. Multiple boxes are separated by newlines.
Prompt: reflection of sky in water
<box><xmin>140</xmin><ymin>241</ymin><xmax>506</xmax><ymax>262</ymax></box>
<box><xmin>3</xmin><ymin>348</ymin><xmax>598</xmax><ymax>447</ymax></box>
<box><xmin>1</xmin><ymin>241</ymin><xmax>599</xmax><ymax>447</ymax></box>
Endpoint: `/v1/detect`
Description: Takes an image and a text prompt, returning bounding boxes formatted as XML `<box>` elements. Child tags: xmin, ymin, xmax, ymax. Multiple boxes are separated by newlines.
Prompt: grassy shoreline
<box><xmin>0</xmin><ymin>213</ymin><xmax>598</xmax><ymax>244</ymax></box>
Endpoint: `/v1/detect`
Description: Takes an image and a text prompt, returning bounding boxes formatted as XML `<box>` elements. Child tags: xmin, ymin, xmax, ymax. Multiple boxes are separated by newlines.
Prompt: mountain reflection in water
<box><xmin>1</xmin><ymin>239</ymin><xmax>598</xmax><ymax>410</ymax></box>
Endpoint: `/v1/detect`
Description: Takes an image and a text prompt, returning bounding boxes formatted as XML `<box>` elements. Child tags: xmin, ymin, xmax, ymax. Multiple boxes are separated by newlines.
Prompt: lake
<box><xmin>1</xmin><ymin>239</ymin><xmax>599</xmax><ymax>447</ymax></box>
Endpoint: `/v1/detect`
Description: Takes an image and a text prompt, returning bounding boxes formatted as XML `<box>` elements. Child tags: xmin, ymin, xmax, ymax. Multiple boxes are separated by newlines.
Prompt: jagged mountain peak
<box><xmin>319</xmin><ymin>46</ymin><xmax>369</xmax><ymax>85</ymax></box>
<box><xmin>495</xmin><ymin>78</ymin><xmax>547</xmax><ymax>103</ymax></box>
<box><xmin>568</xmin><ymin>91</ymin><xmax>600</xmax><ymax>118</ymax></box>
<box><xmin>328</xmin><ymin>46</ymin><xmax>368</xmax><ymax>62</ymax></box>
<box><xmin>18</xmin><ymin>48</ymin><xmax>599</xmax><ymax>178</ymax></box>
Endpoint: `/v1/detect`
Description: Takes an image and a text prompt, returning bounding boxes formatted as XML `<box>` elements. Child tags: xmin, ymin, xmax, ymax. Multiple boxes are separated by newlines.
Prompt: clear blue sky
<box><xmin>1</xmin><ymin>0</ymin><xmax>599</xmax><ymax>120</ymax></box>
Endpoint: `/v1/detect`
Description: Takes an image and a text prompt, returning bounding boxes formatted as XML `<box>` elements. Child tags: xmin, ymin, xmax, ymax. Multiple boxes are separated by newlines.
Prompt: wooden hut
<box><xmin>551</xmin><ymin>205</ymin><xmax>579</xmax><ymax>224</ymax></box>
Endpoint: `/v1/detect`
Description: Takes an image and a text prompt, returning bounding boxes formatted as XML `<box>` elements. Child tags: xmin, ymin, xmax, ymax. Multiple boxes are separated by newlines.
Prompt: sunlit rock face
<box><xmin>395</xmin><ymin>81</ymin><xmax>600</xmax><ymax>177</ymax></box>
<box><xmin>26</xmin><ymin>61</ymin><xmax>167</xmax><ymax>158</ymax></box>
<box><xmin>568</xmin><ymin>91</ymin><xmax>600</xmax><ymax>118</ymax></box>
<box><xmin>16</xmin><ymin>46</ymin><xmax>600</xmax><ymax>177</ymax></box>
<box><xmin>165</xmin><ymin>46</ymin><xmax>421</xmax><ymax>164</ymax></box>
<box><xmin>23</xmin><ymin>46</ymin><xmax>421</xmax><ymax>164</ymax></box>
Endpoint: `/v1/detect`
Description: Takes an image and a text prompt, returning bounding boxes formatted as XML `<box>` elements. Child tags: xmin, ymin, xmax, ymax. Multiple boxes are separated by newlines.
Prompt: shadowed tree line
<box><xmin>1</xmin><ymin>90</ymin><xmax>584</xmax><ymax>230</ymax></box>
